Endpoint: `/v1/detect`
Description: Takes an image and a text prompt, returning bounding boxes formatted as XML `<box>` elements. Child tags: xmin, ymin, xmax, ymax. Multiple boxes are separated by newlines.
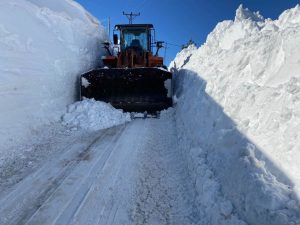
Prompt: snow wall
<box><xmin>0</xmin><ymin>0</ymin><xmax>107</xmax><ymax>152</ymax></box>
<box><xmin>170</xmin><ymin>5</ymin><xmax>300</xmax><ymax>225</ymax></box>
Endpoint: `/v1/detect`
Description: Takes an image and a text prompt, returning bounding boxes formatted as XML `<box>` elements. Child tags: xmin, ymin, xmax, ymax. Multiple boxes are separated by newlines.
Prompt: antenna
<box><xmin>123</xmin><ymin>12</ymin><xmax>140</xmax><ymax>24</ymax></box>
<box><xmin>108</xmin><ymin>17</ymin><xmax>111</xmax><ymax>39</ymax></box>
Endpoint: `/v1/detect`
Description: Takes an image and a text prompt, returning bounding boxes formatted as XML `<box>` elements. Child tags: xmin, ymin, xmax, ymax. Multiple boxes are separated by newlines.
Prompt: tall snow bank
<box><xmin>62</xmin><ymin>99</ymin><xmax>131</xmax><ymax>131</ymax></box>
<box><xmin>171</xmin><ymin>5</ymin><xmax>300</xmax><ymax>225</ymax></box>
<box><xmin>0</xmin><ymin>0</ymin><xmax>107</xmax><ymax>153</ymax></box>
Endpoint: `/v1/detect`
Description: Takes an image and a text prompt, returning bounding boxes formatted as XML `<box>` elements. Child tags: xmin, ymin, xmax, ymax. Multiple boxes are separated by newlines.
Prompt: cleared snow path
<box><xmin>130</xmin><ymin>114</ymin><xmax>199</xmax><ymax>225</ymax></box>
<box><xmin>0</xmin><ymin>112</ymin><xmax>197</xmax><ymax>225</ymax></box>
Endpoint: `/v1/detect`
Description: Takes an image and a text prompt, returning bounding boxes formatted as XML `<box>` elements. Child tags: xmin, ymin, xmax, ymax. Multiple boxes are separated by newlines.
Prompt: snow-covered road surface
<box><xmin>0</xmin><ymin>113</ymin><xmax>197</xmax><ymax>225</ymax></box>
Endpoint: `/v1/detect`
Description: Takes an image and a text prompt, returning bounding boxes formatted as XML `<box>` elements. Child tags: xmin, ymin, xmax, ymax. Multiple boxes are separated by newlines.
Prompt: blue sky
<box><xmin>76</xmin><ymin>0</ymin><xmax>299</xmax><ymax>65</ymax></box>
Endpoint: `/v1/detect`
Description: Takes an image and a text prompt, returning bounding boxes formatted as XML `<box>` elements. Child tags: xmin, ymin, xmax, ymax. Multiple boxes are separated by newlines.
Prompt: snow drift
<box><xmin>62</xmin><ymin>99</ymin><xmax>131</xmax><ymax>131</ymax></box>
<box><xmin>171</xmin><ymin>5</ymin><xmax>300</xmax><ymax>225</ymax></box>
<box><xmin>0</xmin><ymin>0</ymin><xmax>107</xmax><ymax>154</ymax></box>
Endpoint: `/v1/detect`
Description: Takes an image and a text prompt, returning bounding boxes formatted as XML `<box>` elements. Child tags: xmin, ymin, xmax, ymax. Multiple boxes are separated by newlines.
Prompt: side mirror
<box><xmin>155</xmin><ymin>41</ymin><xmax>164</xmax><ymax>56</ymax></box>
<box><xmin>156</xmin><ymin>41</ymin><xmax>164</xmax><ymax>48</ymax></box>
<box><xmin>113</xmin><ymin>34</ymin><xmax>118</xmax><ymax>45</ymax></box>
<box><xmin>102</xmin><ymin>41</ymin><xmax>112</xmax><ymax>56</ymax></box>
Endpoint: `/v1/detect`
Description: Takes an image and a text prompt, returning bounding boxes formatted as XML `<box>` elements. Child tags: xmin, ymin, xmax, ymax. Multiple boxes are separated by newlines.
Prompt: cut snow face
<box><xmin>0</xmin><ymin>0</ymin><xmax>107</xmax><ymax>153</ymax></box>
<box><xmin>62</xmin><ymin>99</ymin><xmax>131</xmax><ymax>131</ymax></box>
<box><xmin>170</xmin><ymin>4</ymin><xmax>300</xmax><ymax>225</ymax></box>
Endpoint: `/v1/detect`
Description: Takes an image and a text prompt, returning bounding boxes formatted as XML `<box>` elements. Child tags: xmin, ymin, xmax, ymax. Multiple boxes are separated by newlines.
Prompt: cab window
<box><xmin>122</xmin><ymin>28</ymin><xmax>148</xmax><ymax>51</ymax></box>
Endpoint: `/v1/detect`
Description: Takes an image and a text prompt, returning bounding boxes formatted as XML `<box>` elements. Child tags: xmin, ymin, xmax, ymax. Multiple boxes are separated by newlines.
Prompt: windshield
<box><xmin>121</xmin><ymin>28</ymin><xmax>148</xmax><ymax>51</ymax></box>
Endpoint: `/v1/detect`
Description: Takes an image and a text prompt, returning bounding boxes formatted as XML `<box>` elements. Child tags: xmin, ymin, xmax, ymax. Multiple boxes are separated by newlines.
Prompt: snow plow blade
<box><xmin>80</xmin><ymin>68</ymin><xmax>172</xmax><ymax>113</ymax></box>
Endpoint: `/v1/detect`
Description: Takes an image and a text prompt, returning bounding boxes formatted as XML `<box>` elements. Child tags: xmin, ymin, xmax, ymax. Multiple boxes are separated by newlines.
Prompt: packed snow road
<box><xmin>0</xmin><ymin>112</ymin><xmax>198</xmax><ymax>225</ymax></box>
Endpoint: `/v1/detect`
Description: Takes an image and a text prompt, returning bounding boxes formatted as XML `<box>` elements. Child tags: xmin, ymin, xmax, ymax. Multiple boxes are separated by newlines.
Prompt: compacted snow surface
<box><xmin>1</xmin><ymin>2</ymin><xmax>300</xmax><ymax>225</ymax></box>
<box><xmin>0</xmin><ymin>110</ymin><xmax>200</xmax><ymax>225</ymax></box>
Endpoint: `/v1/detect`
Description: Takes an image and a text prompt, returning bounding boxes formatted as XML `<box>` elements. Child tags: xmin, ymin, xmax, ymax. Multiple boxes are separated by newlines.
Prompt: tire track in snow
<box><xmin>0</xmin><ymin>125</ymin><xmax>124</xmax><ymax>225</ymax></box>
<box><xmin>69</xmin><ymin>119</ymin><xmax>149</xmax><ymax>225</ymax></box>
<box><xmin>24</xmin><ymin>125</ymin><xmax>126</xmax><ymax>225</ymax></box>
<box><xmin>130</xmin><ymin>114</ymin><xmax>200</xmax><ymax>225</ymax></box>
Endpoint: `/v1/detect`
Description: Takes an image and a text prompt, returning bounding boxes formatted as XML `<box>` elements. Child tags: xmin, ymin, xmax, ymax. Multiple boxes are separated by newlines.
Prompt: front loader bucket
<box><xmin>80</xmin><ymin>68</ymin><xmax>172</xmax><ymax>113</ymax></box>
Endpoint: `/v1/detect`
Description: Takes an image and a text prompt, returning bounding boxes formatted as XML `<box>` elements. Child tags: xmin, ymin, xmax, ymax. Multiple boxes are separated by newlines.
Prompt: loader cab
<box><xmin>103</xmin><ymin>24</ymin><xmax>164</xmax><ymax>68</ymax></box>
<box><xmin>114</xmin><ymin>24</ymin><xmax>153</xmax><ymax>53</ymax></box>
